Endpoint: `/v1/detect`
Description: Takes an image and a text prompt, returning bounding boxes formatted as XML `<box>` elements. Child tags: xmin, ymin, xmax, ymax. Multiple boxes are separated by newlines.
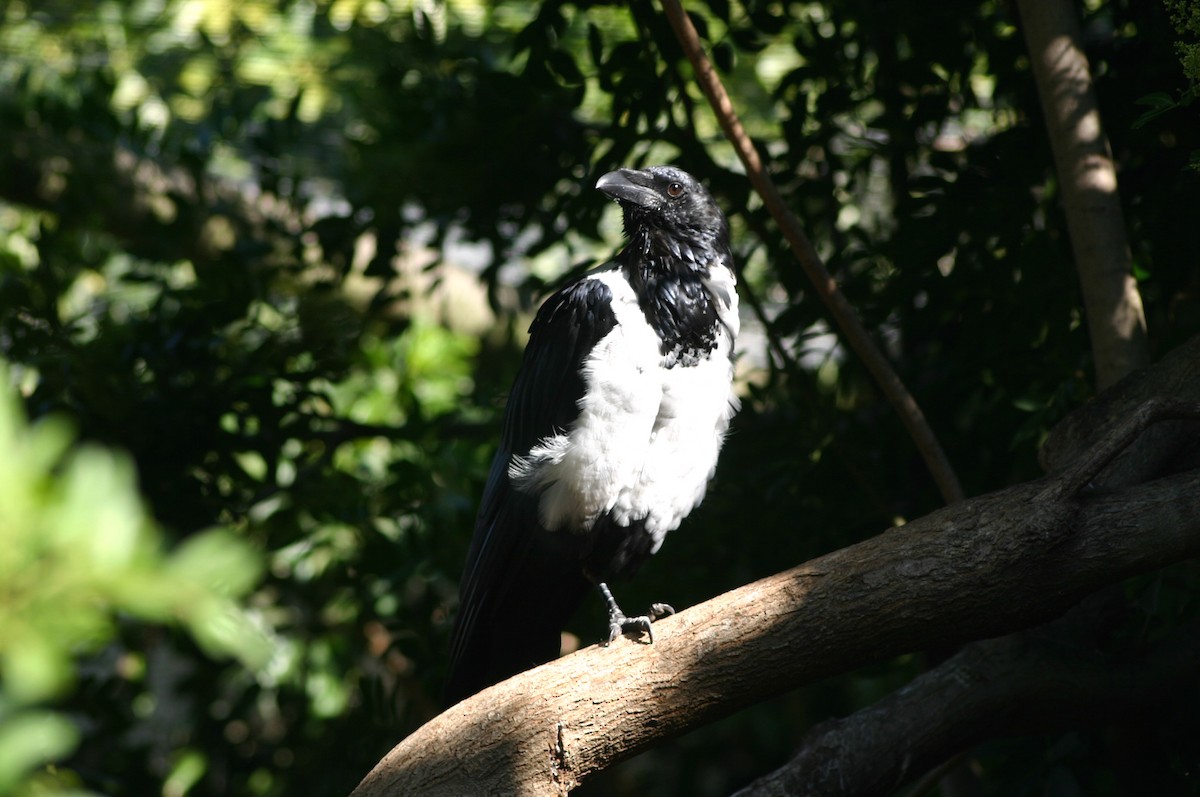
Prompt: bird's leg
<box><xmin>596</xmin><ymin>582</ymin><xmax>675</xmax><ymax>645</ymax></box>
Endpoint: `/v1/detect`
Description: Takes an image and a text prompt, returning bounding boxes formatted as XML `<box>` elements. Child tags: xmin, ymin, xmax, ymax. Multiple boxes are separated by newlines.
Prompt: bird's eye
<box><xmin>666</xmin><ymin>181</ymin><xmax>685</xmax><ymax>198</ymax></box>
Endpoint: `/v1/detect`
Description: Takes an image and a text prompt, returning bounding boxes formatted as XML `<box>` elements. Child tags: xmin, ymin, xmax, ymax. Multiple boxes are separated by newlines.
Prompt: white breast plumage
<box><xmin>508</xmin><ymin>264</ymin><xmax>739</xmax><ymax>553</ymax></box>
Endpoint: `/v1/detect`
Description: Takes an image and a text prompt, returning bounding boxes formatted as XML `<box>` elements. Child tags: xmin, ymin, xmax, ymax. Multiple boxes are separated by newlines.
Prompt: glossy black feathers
<box><xmin>444</xmin><ymin>165</ymin><xmax>736</xmax><ymax>705</ymax></box>
<box><xmin>445</xmin><ymin>279</ymin><xmax>616</xmax><ymax>704</ymax></box>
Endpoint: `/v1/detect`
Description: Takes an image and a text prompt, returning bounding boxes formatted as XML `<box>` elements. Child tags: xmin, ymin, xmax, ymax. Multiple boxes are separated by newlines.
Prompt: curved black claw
<box><xmin>597</xmin><ymin>583</ymin><xmax>675</xmax><ymax>646</ymax></box>
<box><xmin>648</xmin><ymin>602</ymin><xmax>675</xmax><ymax>620</ymax></box>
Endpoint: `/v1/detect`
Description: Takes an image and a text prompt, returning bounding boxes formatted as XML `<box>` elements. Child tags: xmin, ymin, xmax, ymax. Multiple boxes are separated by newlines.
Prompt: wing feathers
<box><xmin>444</xmin><ymin>276</ymin><xmax>617</xmax><ymax>703</ymax></box>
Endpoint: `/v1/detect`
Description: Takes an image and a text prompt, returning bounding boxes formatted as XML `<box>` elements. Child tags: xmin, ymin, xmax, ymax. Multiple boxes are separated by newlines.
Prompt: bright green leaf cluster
<box><xmin>0</xmin><ymin>361</ymin><xmax>270</xmax><ymax>795</ymax></box>
<box><xmin>1165</xmin><ymin>0</ymin><xmax>1200</xmax><ymax>82</ymax></box>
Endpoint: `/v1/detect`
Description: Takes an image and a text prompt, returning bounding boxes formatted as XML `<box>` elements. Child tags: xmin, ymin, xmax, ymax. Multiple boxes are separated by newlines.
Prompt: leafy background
<box><xmin>1</xmin><ymin>1</ymin><xmax>1198</xmax><ymax>795</ymax></box>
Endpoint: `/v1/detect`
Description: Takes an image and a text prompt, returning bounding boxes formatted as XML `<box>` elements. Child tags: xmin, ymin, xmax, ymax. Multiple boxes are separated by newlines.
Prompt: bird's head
<box><xmin>596</xmin><ymin>166</ymin><xmax>729</xmax><ymax>266</ymax></box>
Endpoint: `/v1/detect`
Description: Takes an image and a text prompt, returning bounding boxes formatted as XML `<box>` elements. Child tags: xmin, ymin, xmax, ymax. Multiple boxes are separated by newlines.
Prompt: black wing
<box><xmin>444</xmin><ymin>274</ymin><xmax>618</xmax><ymax>704</ymax></box>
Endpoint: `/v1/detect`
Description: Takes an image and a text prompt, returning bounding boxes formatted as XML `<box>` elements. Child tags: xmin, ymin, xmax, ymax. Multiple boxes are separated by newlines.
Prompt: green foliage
<box><xmin>1165</xmin><ymin>0</ymin><xmax>1200</xmax><ymax>82</ymax></box>
<box><xmin>0</xmin><ymin>0</ymin><xmax>1197</xmax><ymax>795</ymax></box>
<box><xmin>1167</xmin><ymin>0</ymin><xmax>1200</xmax><ymax>172</ymax></box>
<box><xmin>1135</xmin><ymin>1</ymin><xmax>1198</xmax><ymax>166</ymax></box>
<box><xmin>0</xmin><ymin>363</ymin><xmax>269</xmax><ymax>795</ymax></box>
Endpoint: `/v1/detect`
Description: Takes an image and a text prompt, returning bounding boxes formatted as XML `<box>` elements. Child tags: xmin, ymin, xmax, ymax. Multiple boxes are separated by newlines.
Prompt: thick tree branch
<box><xmin>350</xmin><ymin>405</ymin><xmax>1200</xmax><ymax>795</ymax></box>
<box><xmin>723</xmin><ymin>336</ymin><xmax>1200</xmax><ymax>796</ymax></box>
<box><xmin>731</xmin><ymin>611</ymin><xmax>1200</xmax><ymax>797</ymax></box>
<box><xmin>1040</xmin><ymin>334</ymin><xmax>1200</xmax><ymax>485</ymax></box>
<box><xmin>1018</xmin><ymin>0</ymin><xmax>1149</xmax><ymax>389</ymax></box>
<box><xmin>657</xmin><ymin>0</ymin><xmax>964</xmax><ymax>505</ymax></box>
<box><xmin>349</xmin><ymin>13</ymin><xmax>1197</xmax><ymax>793</ymax></box>
<box><xmin>737</xmin><ymin>13</ymin><xmax>1177</xmax><ymax>792</ymax></box>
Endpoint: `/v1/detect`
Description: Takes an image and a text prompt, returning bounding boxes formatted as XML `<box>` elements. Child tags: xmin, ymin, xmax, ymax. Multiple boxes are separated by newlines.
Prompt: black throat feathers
<box><xmin>621</xmin><ymin>228</ymin><xmax>725</xmax><ymax>368</ymax></box>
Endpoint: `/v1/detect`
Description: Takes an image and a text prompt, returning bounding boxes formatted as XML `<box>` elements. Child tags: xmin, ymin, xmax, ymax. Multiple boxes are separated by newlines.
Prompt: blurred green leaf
<box><xmin>0</xmin><ymin>711</ymin><xmax>80</xmax><ymax>795</ymax></box>
<box><xmin>1132</xmin><ymin>91</ymin><xmax>1180</xmax><ymax>128</ymax></box>
<box><xmin>0</xmin><ymin>361</ymin><xmax>269</xmax><ymax>791</ymax></box>
<box><xmin>163</xmin><ymin>749</ymin><xmax>207</xmax><ymax>797</ymax></box>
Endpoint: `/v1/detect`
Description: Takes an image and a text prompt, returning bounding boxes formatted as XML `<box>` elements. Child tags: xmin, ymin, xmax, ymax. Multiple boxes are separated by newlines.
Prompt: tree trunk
<box><xmin>1018</xmin><ymin>0</ymin><xmax>1149</xmax><ymax>389</ymax></box>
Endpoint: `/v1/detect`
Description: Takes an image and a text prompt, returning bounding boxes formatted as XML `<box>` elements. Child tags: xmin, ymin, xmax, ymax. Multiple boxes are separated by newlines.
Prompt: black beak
<box><xmin>596</xmin><ymin>168</ymin><xmax>660</xmax><ymax>208</ymax></box>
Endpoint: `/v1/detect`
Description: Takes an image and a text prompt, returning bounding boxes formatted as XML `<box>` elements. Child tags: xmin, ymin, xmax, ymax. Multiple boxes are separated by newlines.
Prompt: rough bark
<box><xmin>712</xmin><ymin>337</ymin><xmax>1200</xmax><ymax>797</ymax></box>
<box><xmin>735</xmin><ymin>7</ymin><xmax>1164</xmax><ymax>794</ymax></box>
<box><xmin>349</xmin><ymin>337</ymin><xmax>1200</xmax><ymax>797</ymax></box>
<box><xmin>731</xmin><ymin>611</ymin><xmax>1200</xmax><ymax>797</ymax></box>
<box><xmin>1018</xmin><ymin>0</ymin><xmax>1149</xmax><ymax>389</ymax></box>
<box><xmin>1040</xmin><ymin>334</ymin><xmax>1200</xmax><ymax>485</ymax></box>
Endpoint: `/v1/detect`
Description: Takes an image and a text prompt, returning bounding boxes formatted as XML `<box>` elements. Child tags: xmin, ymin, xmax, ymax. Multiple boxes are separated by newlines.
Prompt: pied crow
<box><xmin>444</xmin><ymin>165</ymin><xmax>739</xmax><ymax>704</ymax></box>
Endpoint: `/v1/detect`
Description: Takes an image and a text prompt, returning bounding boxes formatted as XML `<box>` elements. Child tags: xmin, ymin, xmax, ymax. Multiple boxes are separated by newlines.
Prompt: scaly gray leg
<box><xmin>597</xmin><ymin>582</ymin><xmax>675</xmax><ymax>645</ymax></box>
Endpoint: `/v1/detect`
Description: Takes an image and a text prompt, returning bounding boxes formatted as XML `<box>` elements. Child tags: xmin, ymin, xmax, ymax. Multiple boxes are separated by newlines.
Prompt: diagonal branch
<box><xmin>727</xmin><ymin>335</ymin><xmax>1200</xmax><ymax>797</ymax></box>
<box><xmin>658</xmin><ymin>0</ymin><xmax>964</xmax><ymax>504</ymax></box>
<box><xmin>348</xmin><ymin>389</ymin><xmax>1200</xmax><ymax>795</ymax></box>
<box><xmin>350</xmin><ymin>472</ymin><xmax>1200</xmax><ymax>796</ymax></box>
<box><xmin>731</xmin><ymin>610</ymin><xmax>1200</xmax><ymax>797</ymax></box>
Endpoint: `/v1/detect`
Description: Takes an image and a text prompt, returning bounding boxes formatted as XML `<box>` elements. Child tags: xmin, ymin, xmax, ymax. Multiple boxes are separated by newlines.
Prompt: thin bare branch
<box><xmin>657</xmin><ymin>0</ymin><xmax>964</xmax><ymax>504</ymax></box>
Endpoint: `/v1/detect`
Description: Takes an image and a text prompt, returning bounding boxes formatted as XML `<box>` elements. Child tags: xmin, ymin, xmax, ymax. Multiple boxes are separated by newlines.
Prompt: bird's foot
<box><xmin>597</xmin><ymin>582</ymin><xmax>674</xmax><ymax>646</ymax></box>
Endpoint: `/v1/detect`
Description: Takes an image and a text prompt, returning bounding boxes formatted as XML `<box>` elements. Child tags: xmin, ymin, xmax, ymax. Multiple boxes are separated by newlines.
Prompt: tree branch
<box><xmin>731</xmin><ymin>611</ymin><xmax>1200</xmax><ymax>797</ymax></box>
<box><xmin>1017</xmin><ymin>0</ymin><xmax>1149</xmax><ymax>389</ymax></box>
<box><xmin>349</xmin><ymin>380</ymin><xmax>1200</xmax><ymax>795</ymax></box>
<box><xmin>720</xmin><ymin>335</ymin><xmax>1200</xmax><ymax>797</ymax></box>
<box><xmin>657</xmin><ymin>0</ymin><xmax>964</xmax><ymax>505</ymax></box>
<box><xmin>347</xmin><ymin>11</ymin><xmax>1196</xmax><ymax>794</ymax></box>
<box><xmin>1040</xmin><ymin>333</ymin><xmax>1200</xmax><ymax>485</ymax></box>
<box><xmin>733</xmin><ymin>12</ymin><xmax>1173</xmax><ymax>792</ymax></box>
